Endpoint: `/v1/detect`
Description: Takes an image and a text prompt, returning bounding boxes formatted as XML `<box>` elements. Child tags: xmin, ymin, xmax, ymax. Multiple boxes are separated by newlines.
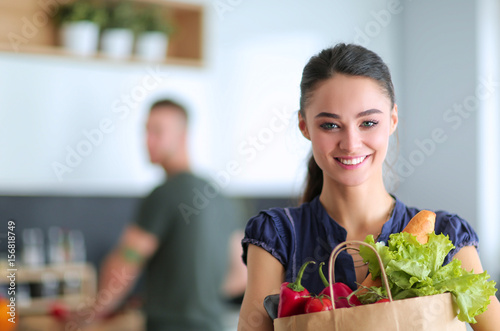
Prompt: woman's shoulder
<box><xmin>241</xmin><ymin>199</ymin><xmax>318</xmax><ymax>265</ymax></box>
<box><xmin>248</xmin><ymin>198</ymin><xmax>317</xmax><ymax>224</ymax></box>
<box><xmin>392</xmin><ymin>197</ymin><xmax>479</xmax><ymax>256</ymax></box>
<box><xmin>395</xmin><ymin>198</ymin><xmax>473</xmax><ymax>229</ymax></box>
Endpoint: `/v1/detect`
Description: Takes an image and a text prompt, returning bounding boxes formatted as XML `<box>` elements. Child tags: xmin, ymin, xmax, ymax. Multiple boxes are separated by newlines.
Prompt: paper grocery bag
<box><xmin>273</xmin><ymin>241</ymin><xmax>466</xmax><ymax>331</ymax></box>
<box><xmin>274</xmin><ymin>292</ymin><xmax>465</xmax><ymax>331</ymax></box>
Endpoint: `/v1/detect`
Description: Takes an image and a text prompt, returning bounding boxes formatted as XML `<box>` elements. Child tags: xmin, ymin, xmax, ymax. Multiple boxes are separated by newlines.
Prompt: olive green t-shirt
<box><xmin>135</xmin><ymin>172</ymin><xmax>240</xmax><ymax>331</ymax></box>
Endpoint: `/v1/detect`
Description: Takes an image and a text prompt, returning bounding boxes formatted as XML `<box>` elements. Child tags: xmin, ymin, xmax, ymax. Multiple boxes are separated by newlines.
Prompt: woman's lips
<box><xmin>334</xmin><ymin>155</ymin><xmax>370</xmax><ymax>169</ymax></box>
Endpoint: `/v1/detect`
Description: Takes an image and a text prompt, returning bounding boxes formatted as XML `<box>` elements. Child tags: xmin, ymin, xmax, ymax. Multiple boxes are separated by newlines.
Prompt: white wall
<box><xmin>394</xmin><ymin>0</ymin><xmax>478</xmax><ymax>222</ymax></box>
<box><xmin>393</xmin><ymin>0</ymin><xmax>500</xmax><ymax>283</ymax></box>
<box><xmin>0</xmin><ymin>53</ymin><xmax>212</xmax><ymax>195</ymax></box>
<box><xmin>476</xmin><ymin>0</ymin><xmax>500</xmax><ymax>282</ymax></box>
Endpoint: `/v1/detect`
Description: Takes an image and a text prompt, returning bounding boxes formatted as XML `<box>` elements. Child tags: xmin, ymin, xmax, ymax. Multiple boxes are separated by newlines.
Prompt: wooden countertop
<box><xmin>18</xmin><ymin>309</ymin><xmax>144</xmax><ymax>331</ymax></box>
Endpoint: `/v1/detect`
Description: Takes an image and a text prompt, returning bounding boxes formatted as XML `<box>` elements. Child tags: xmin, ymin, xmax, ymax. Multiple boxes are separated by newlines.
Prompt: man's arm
<box><xmin>94</xmin><ymin>224</ymin><xmax>159</xmax><ymax>319</ymax></box>
<box><xmin>221</xmin><ymin>230</ymin><xmax>247</xmax><ymax>298</ymax></box>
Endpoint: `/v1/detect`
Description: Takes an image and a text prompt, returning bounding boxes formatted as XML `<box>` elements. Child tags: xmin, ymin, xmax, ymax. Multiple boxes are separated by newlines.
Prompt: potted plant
<box><xmin>134</xmin><ymin>5</ymin><xmax>174</xmax><ymax>61</ymax></box>
<box><xmin>55</xmin><ymin>0</ymin><xmax>106</xmax><ymax>56</ymax></box>
<box><xmin>100</xmin><ymin>1</ymin><xmax>136</xmax><ymax>59</ymax></box>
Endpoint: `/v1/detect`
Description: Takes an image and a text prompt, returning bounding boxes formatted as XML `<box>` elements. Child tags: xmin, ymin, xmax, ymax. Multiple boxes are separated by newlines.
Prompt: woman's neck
<box><xmin>319</xmin><ymin>175</ymin><xmax>394</xmax><ymax>239</ymax></box>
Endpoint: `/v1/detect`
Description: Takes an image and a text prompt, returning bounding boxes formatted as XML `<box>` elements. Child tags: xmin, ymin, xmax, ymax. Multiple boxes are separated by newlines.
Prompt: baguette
<box><xmin>402</xmin><ymin>210</ymin><xmax>436</xmax><ymax>244</ymax></box>
<box><xmin>358</xmin><ymin>210</ymin><xmax>436</xmax><ymax>291</ymax></box>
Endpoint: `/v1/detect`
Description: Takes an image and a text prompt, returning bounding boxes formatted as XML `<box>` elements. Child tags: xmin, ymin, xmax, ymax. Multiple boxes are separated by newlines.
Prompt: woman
<box><xmin>237</xmin><ymin>43</ymin><xmax>500</xmax><ymax>330</ymax></box>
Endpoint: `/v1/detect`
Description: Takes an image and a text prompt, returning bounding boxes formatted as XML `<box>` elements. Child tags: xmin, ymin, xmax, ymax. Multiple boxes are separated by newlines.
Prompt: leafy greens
<box><xmin>358</xmin><ymin>232</ymin><xmax>497</xmax><ymax>323</ymax></box>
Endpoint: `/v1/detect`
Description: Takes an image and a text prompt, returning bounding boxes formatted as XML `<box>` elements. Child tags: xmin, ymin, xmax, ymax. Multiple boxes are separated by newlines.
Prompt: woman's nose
<box><xmin>339</xmin><ymin>128</ymin><xmax>362</xmax><ymax>152</ymax></box>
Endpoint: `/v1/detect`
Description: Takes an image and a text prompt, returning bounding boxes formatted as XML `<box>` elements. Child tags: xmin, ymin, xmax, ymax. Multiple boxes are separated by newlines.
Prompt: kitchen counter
<box><xmin>18</xmin><ymin>308</ymin><xmax>241</xmax><ymax>331</ymax></box>
<box><xmin>18</xmin><ymin>310</ymin><xmax>144</xmax><ymax>331</ymax></box>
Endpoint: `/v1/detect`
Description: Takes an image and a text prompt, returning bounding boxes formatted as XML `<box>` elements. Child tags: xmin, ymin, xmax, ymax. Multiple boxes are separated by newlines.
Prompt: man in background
<box><xmin>92</xmin><ymin>99</ymin><xmax>247</xmax><ymax>331</ymax></box>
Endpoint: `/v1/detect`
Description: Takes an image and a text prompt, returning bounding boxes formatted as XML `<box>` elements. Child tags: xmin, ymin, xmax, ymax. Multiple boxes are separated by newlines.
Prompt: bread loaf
<box><xmin>402</xmin><ymin>210</ymin><xmax>436</xmax><ymax>244</ymax></box>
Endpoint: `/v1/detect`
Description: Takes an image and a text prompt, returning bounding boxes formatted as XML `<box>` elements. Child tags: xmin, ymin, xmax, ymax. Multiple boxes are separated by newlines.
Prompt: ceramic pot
<box><xmin>136</xmin><ymin>31</ymin><xmax>169</xmax><ymax>61</ymax></box>
<box><xmin>100</xmin><ymin>28</ymin><xmax>134</xmax><ymax>59</ymax></box>
<box><xmin>60</xmin><ymin>21</ymin><xmax>100</xmax><ymax>56</ymax></box>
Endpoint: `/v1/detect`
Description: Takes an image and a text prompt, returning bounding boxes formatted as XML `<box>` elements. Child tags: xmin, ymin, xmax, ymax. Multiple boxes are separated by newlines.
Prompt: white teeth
<box><xmin>338</xmin><ymin>156</ymin><xmax>366</xmax><ymax>165</ymax></box>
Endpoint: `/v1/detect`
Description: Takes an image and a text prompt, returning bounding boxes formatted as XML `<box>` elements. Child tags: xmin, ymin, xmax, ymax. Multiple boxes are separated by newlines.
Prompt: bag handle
<box><xmin>327</xmin><ymin>240</ymin><xmax>393</xmax><ymax>309</ymax></box>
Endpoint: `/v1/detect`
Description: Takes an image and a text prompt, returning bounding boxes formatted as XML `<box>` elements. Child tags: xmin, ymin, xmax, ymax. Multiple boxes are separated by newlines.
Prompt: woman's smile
<box><xmin>334</xmin><ymin>155</ymin><xmax>371</xmax><ymax>169</ymax></box>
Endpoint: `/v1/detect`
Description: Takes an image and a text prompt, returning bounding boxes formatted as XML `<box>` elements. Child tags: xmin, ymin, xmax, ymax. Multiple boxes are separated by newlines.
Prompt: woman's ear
<box><xmin>390</xmin><ymin>104</ymin><xmax>398</xmax><ymax>135</ymax></box>
<box><xmin>298</xmin><ymin>112</ymin><xmax>311</xmax><ymax>140</ymax></box>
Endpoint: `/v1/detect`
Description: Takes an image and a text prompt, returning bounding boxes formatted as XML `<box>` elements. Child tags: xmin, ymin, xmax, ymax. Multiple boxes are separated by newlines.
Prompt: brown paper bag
<box><xmin>274</xmin><ymin>241</ymin><xmax>467</xmax><ymax>331</ymax></box>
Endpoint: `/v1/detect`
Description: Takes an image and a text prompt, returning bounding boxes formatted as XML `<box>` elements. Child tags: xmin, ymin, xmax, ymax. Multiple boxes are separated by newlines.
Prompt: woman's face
<box><xmin>299</xmin><ymin>74</ymin><xmax>398</xmax><ymax>187</ymax></box>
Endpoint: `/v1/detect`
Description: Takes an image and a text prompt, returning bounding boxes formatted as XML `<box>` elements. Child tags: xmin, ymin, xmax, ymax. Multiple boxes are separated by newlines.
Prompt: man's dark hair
<box><xmin>150</xmin><ymin>99</ymin><xmax>189</xmax><ymax>122</ymax></box>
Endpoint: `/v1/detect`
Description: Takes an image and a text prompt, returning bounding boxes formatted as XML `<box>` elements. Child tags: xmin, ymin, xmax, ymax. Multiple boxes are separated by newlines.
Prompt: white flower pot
<box><xmin>100</xmin><ymin>28</ymin><xmax>134</xmax><ymax>59</ymax></box>
<box><xmin>60</xmin><ymin>21</ymin><xmax>100</xmax><ymax>56</ymax></box>
<box><xmin>136</xmin><ymin>31</ymin><xmax>169</xmax><ymax>61</ymax></box>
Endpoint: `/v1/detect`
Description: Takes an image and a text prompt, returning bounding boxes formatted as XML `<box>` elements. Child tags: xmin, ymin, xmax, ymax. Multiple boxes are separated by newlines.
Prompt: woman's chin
<box><xmin>327</xmin><ymin>172</ymin><xmax>373</xmax><ymax>188</ymax></box>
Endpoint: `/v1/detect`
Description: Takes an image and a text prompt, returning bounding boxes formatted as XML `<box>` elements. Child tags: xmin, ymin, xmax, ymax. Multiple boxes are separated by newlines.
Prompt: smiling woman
<box><xmin>299</xmin><ymin>74</ymin><xmax>397</xmax><ymax>190</ymax></box>
<box><xmin>237</xmin><ymin>43</ymin><xmax>500</xmax><ymax>331</ymax></box>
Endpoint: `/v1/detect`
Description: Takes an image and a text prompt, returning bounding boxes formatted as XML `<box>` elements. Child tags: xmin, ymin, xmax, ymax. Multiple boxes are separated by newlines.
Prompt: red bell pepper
<box><xmin>49</xmin><ymin>302</ymin><xmax>69</xmax><ymax>321</ymax></box>
<box><xmin>305</xmin><ymin>294</ymin><xmax>333</xmax><ymax>313</ymax></box>
<box><xmin>277</xmin><ymin>260</ymin><xmax>315</xmax><ymax>317</ymax></box>
<box><xmin>318</xmin><ymin>262</ymin><xmax>362</xmax><ymax>308</ymax></box>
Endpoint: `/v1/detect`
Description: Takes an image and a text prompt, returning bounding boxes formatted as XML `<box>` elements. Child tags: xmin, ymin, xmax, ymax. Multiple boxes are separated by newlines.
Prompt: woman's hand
<box><xmin>453</xmin><ymin>246</ymin><xmax>500</xmax><ymax>330</ymax></box>
<box><xmin>238</xmin><ymin>244</ymin><xmax>285</xmax><ymax>331</ymax></box>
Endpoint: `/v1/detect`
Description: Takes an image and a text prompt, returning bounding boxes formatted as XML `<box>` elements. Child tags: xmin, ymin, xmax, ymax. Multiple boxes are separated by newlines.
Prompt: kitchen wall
<box><xmin>0</xmin><ymin>0</ymin><xmax>401</xmax><ymax>198</ymax></box>
<box><xmin>396</xmin><ymin>0</ymin><xmax>478</xmax><ymax>239</ymax></box>
<box><xmin>394</xmin><ymin>0</ymin><xmax>500</xmax><ymax>281</ymax></box>
<box><xmin>0</xmin><ymin>0</ymin><xmax>403</xmax><ymax>294</ymax></box>
<box><xmin>1</xmin><ymin>0</ymin><xmax>498</xmax><ymax>283</ymax></box>
<box><xmin>475</xmin><ymin>0</ymin><xmax>500</xmax><ymax>283</ymax></box>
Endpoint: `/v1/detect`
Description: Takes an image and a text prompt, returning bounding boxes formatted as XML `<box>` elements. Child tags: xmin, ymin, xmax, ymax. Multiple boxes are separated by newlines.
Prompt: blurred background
<box><xmin>0</xmin><ymin>0</ymin><xmax>498</xmax><ymax>330</ymax></box>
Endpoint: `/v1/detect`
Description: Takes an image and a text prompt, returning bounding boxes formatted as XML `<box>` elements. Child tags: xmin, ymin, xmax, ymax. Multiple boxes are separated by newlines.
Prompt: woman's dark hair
<box><xmin>300</xmin><ymin>43</ymin><xmax>395</xmax><ymax>203</ymax></box>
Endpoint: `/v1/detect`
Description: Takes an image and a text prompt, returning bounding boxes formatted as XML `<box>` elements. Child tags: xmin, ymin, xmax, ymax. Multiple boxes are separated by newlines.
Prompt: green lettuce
<box><xmin>358</xmin><ymin>232</ymin><xmax>497</xmax><ymax>324</ymax></box>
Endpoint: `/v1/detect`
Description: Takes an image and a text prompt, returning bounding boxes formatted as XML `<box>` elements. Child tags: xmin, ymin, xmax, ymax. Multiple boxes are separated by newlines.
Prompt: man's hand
<box><xmin>95</xmin><ymin>225</ymin><xmax>159</xmax><ymax>317</ymax></box>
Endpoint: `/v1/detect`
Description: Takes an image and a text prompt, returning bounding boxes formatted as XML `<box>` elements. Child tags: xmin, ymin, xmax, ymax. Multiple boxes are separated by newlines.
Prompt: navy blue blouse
<box><xmin>242</xmin><ymin>196</ymin><xmax>479</xmax><ymax>296</ymax></box>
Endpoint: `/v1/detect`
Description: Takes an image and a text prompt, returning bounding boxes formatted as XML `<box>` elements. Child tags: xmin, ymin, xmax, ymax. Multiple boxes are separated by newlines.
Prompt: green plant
<box><xmin>54</xmin><ymin>0</ymin><xmax>107</xmax><ymax>27</ymax></box>
<box><xmin>134</xmin><ymin>5</ymin><xmax>174</xmax><ymax>35</ymax></box>
<box><xmin>104</xmin><ymin>1</ymin><xmax>137</xmax><ymax>30</ymax></box>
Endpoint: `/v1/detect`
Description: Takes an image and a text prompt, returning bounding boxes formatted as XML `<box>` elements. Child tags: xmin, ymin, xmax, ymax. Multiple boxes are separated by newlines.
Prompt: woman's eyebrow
<box><xmin>357</xmin><ymin>109</ymin><xmax>383</xmax><ymax>118</ymax></box>
<box><xmin>314</xmin><ymin>109</ymin><xmax>382</xmax><ymax>119</ymax></box>
<box><xmin>315</xmin><ymin>112</ymin><xmax>340</xmax><ymax>119</ymax></box>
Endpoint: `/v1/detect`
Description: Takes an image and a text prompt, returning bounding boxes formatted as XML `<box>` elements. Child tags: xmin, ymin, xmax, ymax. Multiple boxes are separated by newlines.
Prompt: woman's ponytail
<box><xmin>301</xmin><ymin>154</ymin><xmax>323</xmax><ymax>203</ymax></box>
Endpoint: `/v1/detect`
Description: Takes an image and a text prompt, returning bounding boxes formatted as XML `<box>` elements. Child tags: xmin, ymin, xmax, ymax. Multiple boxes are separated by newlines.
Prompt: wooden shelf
<box><xmin>0</xmin><ymin>263</ymin><xmax>97</xmax><ymax>315</ymax></box>
<box><xmin>0</xmin><ymin>42</ymin><xmax>203</xmax><ymax>67</ymax></box>
<box><xmin>0</xmin><ymin>0</ymin><xmax>204</xmax><ymax>66</ymax></box>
